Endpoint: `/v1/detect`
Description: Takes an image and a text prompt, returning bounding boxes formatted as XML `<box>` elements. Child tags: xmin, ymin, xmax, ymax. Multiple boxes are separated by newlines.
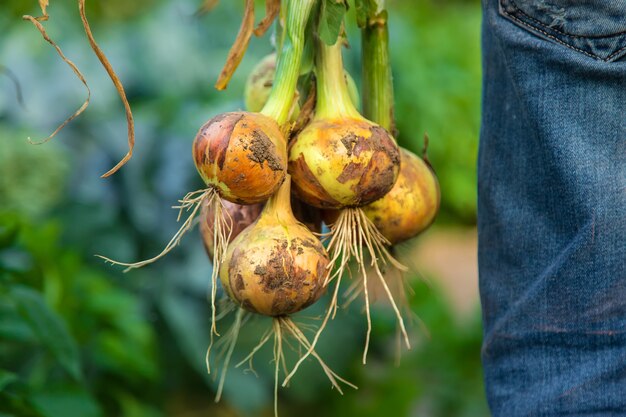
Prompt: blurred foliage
<box><xmin>389</xmin><ymin>1</ymin><xmax>481</xmax><ymax>224</ymax></box>
<box><xmin>0</xmin><ymin>0</ymin><xmax>485</xmax><ymax>416</ymax></box>
<box><xmin>0</xmin><ymin>213</ymin><xmax>159</xmax><ymax>417</ymax></box>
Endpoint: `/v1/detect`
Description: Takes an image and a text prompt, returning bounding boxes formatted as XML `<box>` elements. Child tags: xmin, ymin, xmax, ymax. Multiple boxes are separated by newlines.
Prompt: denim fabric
<box><xmin>499</xmin><ymin>0</ymin><xmax>626</xmax><ymax>62</ymax></box>
<box><xmin>479</xmin><ymin>0</ymin><xmax>626</xmax><ymax>415</ymax></box>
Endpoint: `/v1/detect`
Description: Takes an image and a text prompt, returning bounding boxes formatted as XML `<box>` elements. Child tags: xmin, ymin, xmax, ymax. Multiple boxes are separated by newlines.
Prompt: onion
<box><xmin>220</xmin><ymin>177</ymin><xmax>327</xmax><ymax>316</ymax></box>
<box><xmin>193</xmin><ymin>111</ymin><xmax>287</xmax><ymax>204</ymax></box>
<box><xmin>210</xmin><ymin>177</ymin><xmax>355</xmax><ymax>415</ymax></box>
<box><xmin>244</xmin><ymin>53</ymin><xmax>277</xmax><ymax>113</ymax></box>
<box><xmin>289</xmin><ymin>117</ymin><xmax>400</xmax><ymax>208</ymax></box>
<box><xmin>363</xmin><ymin>147</ymin><xmax>440</xmax><ymax>245</ymax></box>
<box><xmin>288</xmin><ymin>39</ymin><xmax>400</xmax><ymax>209</ymax></box>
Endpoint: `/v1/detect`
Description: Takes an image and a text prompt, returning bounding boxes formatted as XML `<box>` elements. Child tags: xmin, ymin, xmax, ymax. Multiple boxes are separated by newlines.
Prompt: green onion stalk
<box><xmin>361</xmin><ymin>5</ymin><xmax>395</xmax><ymax>133</ymax></box>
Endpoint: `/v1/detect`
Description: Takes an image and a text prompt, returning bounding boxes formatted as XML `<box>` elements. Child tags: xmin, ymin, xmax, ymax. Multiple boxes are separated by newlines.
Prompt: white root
<box><xmin>235</xmin><ymin>328</ymin><xmax>273</xmax><ymax>375</ymax></box>
<box><xmin>282</xmin><ymin>272</ymin><xmax>343</xmax><ymax>385</ymax></box>
<box><xmin>280</xmin><ymin>317</ymin><xmax>357</xmax><ymax>392</ymax></box>
<box><xmin>285</xmin><ymin>207</ymin><xmax>411</xmax><ymax>374</ymax></box>
<box><xmin>206</xmin><ymin>307</ymin><xmax>246</xmax><ymax>402</ymax></box>
<box><xmin>208</xmin><ymin>193</ymin><xmax>234</xmax><ymax>337</ymax></box>
<box><xmin>272</xmin><ymin>319</ymin><xmax>282</xmax><ymax>417</ymax></box>
<box><xmin>207</xmin><ymin>302</ymin><xmax>235</xmax><ymax>374</ymax></box>
<box><xmin>97</xmin><ymin>188</ymin><xmax>209</xmax><ymax>270</ymax></box>
<box><xmin>205</xmin><ymin>313</ymin><xmax>354</xmax><ymax>414</ymax></box>
<box><xmin>97</xmin><ymin>187</ymin><xmax>233</xmax><ymax>340</ymax></box>
<box><xmin>354</xmin><ymin>208</ymin><xmax>410</xmax><ymax>358</ymax></box>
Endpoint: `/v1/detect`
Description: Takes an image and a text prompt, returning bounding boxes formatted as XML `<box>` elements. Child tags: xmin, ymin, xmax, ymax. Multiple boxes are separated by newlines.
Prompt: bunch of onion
<box><xmin>285</xmin><ymin>34</ymin><xmax>407</xmax><ymax>373</ymax></box>
<box><xmin>194</xmin><ymin>1</ymin><xmax>354</xmax><ymax>412</ymax></box>
<box><xmin>98</xmin><ymin>0</ymin><xmax>314</xmax><ymax>342</ymax></box>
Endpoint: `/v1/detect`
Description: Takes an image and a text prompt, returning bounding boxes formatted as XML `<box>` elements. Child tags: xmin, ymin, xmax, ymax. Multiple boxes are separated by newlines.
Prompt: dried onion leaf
<box><xmin>22</xmin><ymin>15</ymin><xmax>91</xmax><ymax>145</ymax></box>
<box><xmin>78</xmin><ymin>0</ymin><xmax>135</xmax><ymax>178</ymax></box>
<box><xmin>214</xmin><ymin>0</ymin><xmax>255</xmax><ymax>91</ymax></box>
<box><xmin>253</xmin><ymin>0</ymin><xmax>280</xmax><ymax>37</ymax></box>
<box><xmin>38</xmin><ymin>0</ymin><xmax>49</xmax><ymax>20</ymax></box>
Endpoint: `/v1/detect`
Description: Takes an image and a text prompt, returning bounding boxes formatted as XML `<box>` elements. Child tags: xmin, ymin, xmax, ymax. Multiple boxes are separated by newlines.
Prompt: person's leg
<box><xmin>478</xmin><ymin>1</ymin><xmax>626</xmax><ymax>415</ymax></box>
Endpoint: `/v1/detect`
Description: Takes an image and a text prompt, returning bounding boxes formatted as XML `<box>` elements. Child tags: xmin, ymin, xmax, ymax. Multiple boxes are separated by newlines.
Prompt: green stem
<box><xmin>273</xmin><ymin>0</ymin><xmax>288</xmax><ymax>60</ymax></box>
<box><xmin>315</xmin><ymin>38</ymin><xmax>361</xmax><ymax>120</ymax></box>
<box><xmin>361</xmin><ymin>10</ymin><xmax>395</xmax><ymax>133</ymax></box>
<box><xmin>261</xmin><ymin>0</ymin><xmax>316</xmax><ymax>125</ymax></box>
<box><xmin>260</xmin><ymin>175</ymin><xmax>294</xmax><ymax>223</ymax></box>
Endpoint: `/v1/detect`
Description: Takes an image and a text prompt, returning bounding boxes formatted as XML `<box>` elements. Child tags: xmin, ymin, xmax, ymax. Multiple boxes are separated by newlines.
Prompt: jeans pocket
<box><xmin>499</xmin><ymin>0</ymin><xmax>626</xmax><ymax>62</ymax></box>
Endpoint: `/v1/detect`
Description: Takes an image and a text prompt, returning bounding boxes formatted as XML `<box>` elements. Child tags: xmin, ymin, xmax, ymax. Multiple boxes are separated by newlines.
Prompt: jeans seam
<box><xmin>606</xmin><ymin>44</ymin><xmax>626</xmax><ymax>61</ymax></box>
<box><xmin>501</xmin><ymin>9</ymin><xmax>598</xmax><ymax>60</ymax></box>
<box><xmin>501</xmin><ymin>4</ymin><xmax>626</xmax><ymax>62</ymax></box>
<box><xmin>507</xmin><ymin>0</ymin><xmax>626</xmax><ymax>40</ymax></box>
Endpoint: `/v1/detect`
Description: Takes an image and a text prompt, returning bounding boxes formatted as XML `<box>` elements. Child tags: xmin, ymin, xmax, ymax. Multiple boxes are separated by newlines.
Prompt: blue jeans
<box><xmin>478</xmin><ymin>1</ymin><xmax>626</xmax><ymax>415</ymax></box>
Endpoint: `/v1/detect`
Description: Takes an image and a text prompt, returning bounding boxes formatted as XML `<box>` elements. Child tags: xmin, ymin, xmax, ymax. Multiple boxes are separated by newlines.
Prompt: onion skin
<box><xmin>199</xmin><ymin>199</ymin><xmax>264</xmax><ymax>259</ymax></box>
<box><xmin>193</xmin><ymin>111</ymin><xmax>286</xmax><ymax>204</ymax></box>
<box><xmin>220</xmin><ymin>180</ymin><xmax>328</xmax><ymax>316</ymax></box>
<box><xmin>363</xmin><ymin>148</ymin><xmax>440</xmax><ymax>245</ymax></box>
<box><xmin>288</xmin><ymin>117</ymin><xmax>400</xmax><ymax>209</ymax></box>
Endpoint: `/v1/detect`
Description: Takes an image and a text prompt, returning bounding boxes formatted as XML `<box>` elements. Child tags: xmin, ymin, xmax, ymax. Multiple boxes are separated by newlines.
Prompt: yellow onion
<box><xmin>193</xmin><ymin>111</ymin><xmax>287</xmax><ymax>204</ymax></box>
<box><xmin>288</xmin><ymin>38</ymin><xmax>400</xmax><ymax>209</ymax></box>
<box><xmin>220</xmin><ymin>176</ymin><xmax>328</xmax><ymax>316</ymax></box>
<box><xmin>363</xmin><ymin>148</ymin><xmax>440</xmax><ymax>244</ymax></box>
<box><xmin>289</xmin><ymin>118</ymin><xmax>399</xmax><ymax>208</ymax></box>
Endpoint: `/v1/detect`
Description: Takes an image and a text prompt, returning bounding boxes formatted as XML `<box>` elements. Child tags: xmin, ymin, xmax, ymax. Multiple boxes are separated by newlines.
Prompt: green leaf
<box><xmin>318</xmin><ymin>0</ymin><xmax>347</xmax><ymax>45</ymax></box>
<box><xmin>0</xmin><ymin>370</ymin><xmax>18</xmax><ymax>392</ymax></box>
<box><xmin>30</xmin><ymin>386</ymin><xmax>102</xmax><ymax>417</ymax></box>
<box><xmin>10</xmin><ymin>286</ymin><xmax>82</xmax><ymax>381</ymax></box>
<box><xmin>0</xmin><ymin>392</ymin><xmax>46</xmax><ymax>417</ymax></box>
<box><xmin>0</xmin><ymin>214</ymin><xmax>20</xmax><ymax>249</ymax></box>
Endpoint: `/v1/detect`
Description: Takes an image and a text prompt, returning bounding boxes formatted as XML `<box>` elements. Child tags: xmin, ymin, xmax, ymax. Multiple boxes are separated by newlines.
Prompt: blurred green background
<box><xmin>0</xmin><ymin>0</ymin><xmax>485</xmax><ymax>416</ymax></box>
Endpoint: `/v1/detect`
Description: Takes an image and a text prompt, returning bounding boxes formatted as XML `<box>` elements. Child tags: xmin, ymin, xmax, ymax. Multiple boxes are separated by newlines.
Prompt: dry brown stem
<box><xmin>22</xmin><ymin>15</ymin><xmax>90</xmax><ymax>145</ymax></box>
<box><xmin>215</xmin><ymin>0</ymin><xmax>255</xmax><ymax>90</ymax></box>
<box><xmin>78</xmin><ymin>0</ymin><xmax>135</xmax><ymax>178</ymax></box>
<box><xmin>254</xmin><ymin>0</ymin><xmax>280</xmax><ymax>37</ymax></box>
